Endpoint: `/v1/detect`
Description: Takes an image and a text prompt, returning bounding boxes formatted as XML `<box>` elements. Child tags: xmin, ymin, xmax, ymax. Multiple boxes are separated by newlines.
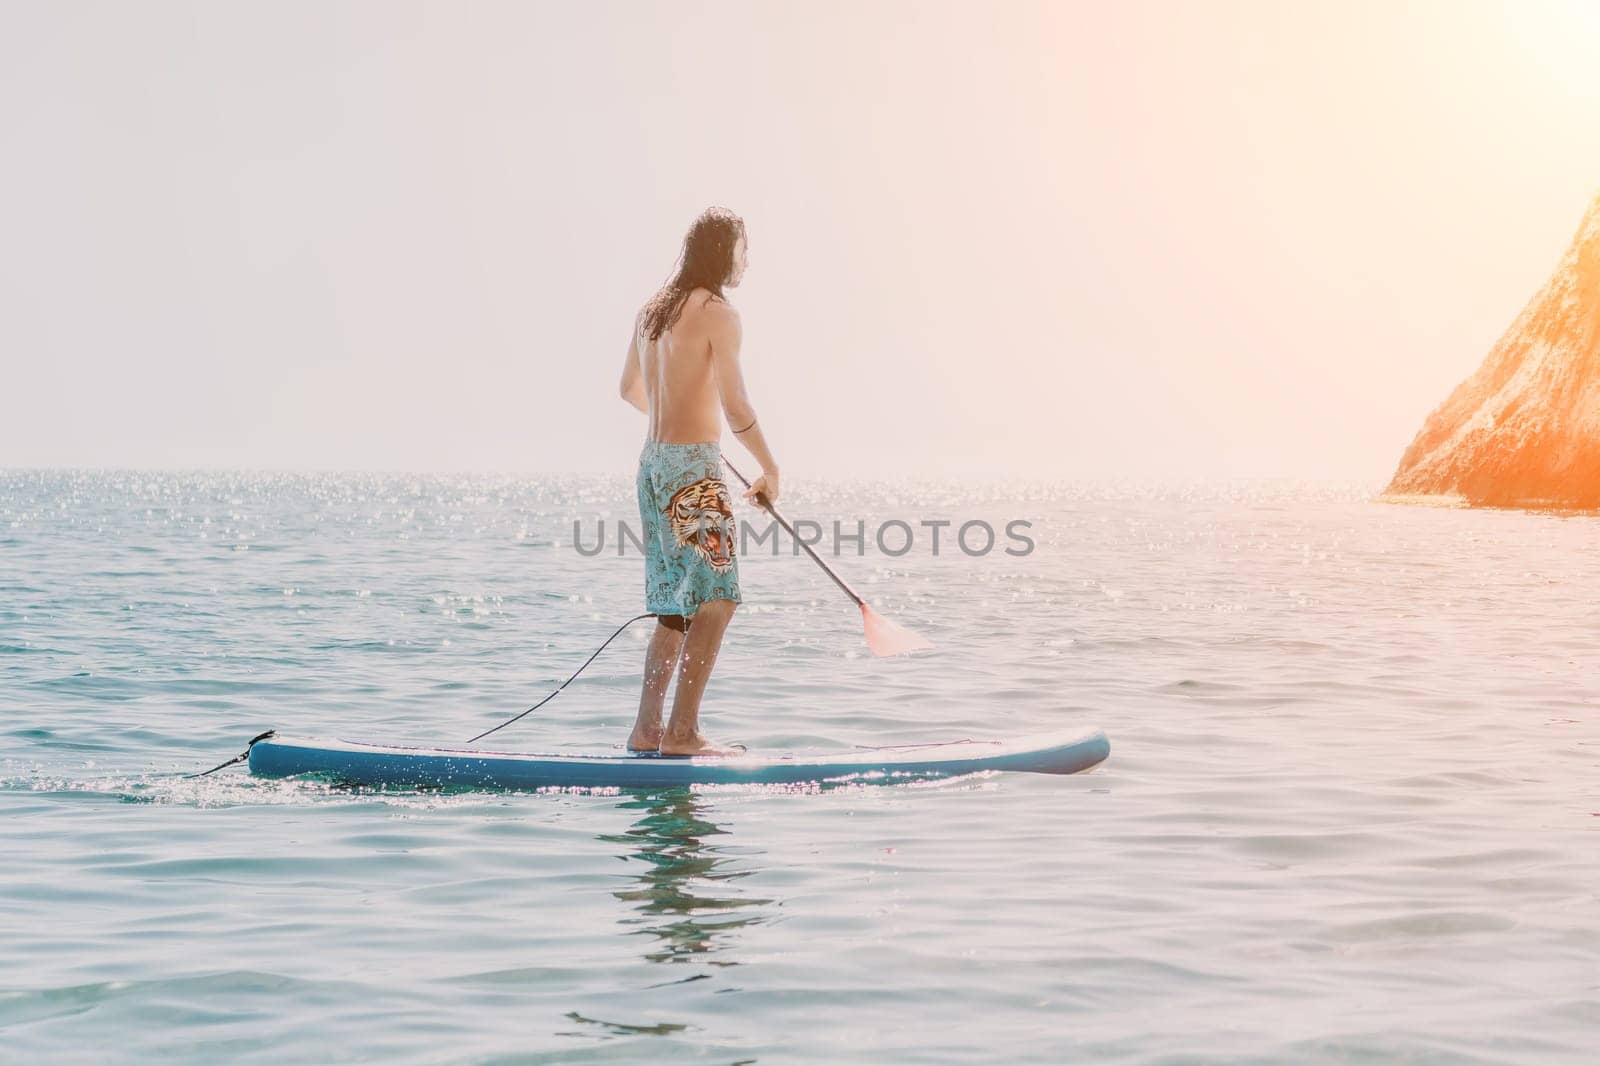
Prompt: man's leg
<box><xmin>629</xmin><ymin>615</ymin><xmax>687</xmax><ymax>751</ymax></box>
<box><xmin>660</xmin><ymin>598</ymin><xmax>739</xmax><ymax>756</ymax></box>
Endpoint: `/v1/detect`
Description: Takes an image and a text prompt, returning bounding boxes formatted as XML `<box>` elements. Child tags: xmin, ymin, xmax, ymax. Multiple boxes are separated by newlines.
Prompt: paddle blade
<box><xmin>860</xmin><ymin>602</ymin><xmax>932</xmax><ymax>657</ymax></box>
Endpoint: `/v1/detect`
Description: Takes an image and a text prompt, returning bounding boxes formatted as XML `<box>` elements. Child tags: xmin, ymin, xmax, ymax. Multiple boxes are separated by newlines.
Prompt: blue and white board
<box><xmin>247</xmin><ymin>730</ymin><xmax>1110</xmax><ymax>790</ymax></box>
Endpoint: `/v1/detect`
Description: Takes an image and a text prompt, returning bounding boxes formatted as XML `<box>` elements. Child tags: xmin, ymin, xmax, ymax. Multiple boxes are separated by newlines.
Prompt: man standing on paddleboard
<box><xmin>619</xmin><ymin>207</ymin><xmax>780</xmax><ymax>757</ymax></box>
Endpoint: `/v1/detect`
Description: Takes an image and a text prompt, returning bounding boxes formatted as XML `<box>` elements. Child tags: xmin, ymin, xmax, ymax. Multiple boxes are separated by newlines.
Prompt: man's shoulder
<box><xmin>688</xmin><ymin>289</ymin><xmax>739</xmax><ymax>326</ymax></box>
<box><xmin>679</xmin><ymin>286</ymin><xmax>732</xmax><ymax>310</ymax></box>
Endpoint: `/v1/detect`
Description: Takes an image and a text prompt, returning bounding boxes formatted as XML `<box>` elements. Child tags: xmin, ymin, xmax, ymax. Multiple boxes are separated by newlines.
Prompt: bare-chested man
<box><xmin>618</xmin><ymin>207</ymin><xmax>780</xmax><ymax>757</ymax></box>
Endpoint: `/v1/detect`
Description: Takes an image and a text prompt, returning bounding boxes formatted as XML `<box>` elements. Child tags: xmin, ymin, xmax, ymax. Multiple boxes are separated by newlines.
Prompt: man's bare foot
<box><xmin>658</xmin><ymin>732</ymin><xmax>747</xmax><ymax>757</ymax></box>
<box><xmin>626</xmin><ymin>726</ymin><xmax>663</xmax><ymax>753</ymax></box>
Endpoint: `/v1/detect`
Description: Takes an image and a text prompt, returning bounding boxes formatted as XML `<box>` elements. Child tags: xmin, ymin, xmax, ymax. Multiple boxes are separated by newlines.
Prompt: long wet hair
<box><xmin>640</xmin><ymin>207</ymin><xmax>745</xmax><ymax>342</ymax></box>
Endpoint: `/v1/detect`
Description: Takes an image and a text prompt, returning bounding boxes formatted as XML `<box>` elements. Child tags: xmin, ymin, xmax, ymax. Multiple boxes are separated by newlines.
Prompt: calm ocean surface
<box><xmin>2</xmin><ymin>470</ymin><xmax>1597</xmax><ymax>1064</ymax></box>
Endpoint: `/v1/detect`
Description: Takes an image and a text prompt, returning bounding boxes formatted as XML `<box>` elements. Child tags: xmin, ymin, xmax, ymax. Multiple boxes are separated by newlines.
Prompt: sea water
<box><xmin>2</xmin><ymin>470</ymin><xmax>1596</xmax><ymax>1063</ymax></box>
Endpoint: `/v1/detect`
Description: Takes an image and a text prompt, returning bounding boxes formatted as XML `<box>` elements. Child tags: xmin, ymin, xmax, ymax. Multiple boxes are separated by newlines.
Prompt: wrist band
<box><xmin>732</xmin><ymin>417</ymin><xmax>758</xmax><ymax>434</ymax></box>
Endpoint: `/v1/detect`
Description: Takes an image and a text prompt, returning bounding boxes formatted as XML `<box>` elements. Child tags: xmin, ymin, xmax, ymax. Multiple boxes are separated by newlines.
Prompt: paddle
<box><xmin>720</xmin><ymin>454</ymin><xmax>932</xmax><ymax>657</ymax></box>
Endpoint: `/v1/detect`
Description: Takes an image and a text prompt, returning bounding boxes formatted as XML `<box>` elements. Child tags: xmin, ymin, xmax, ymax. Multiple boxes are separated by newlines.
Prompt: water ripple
<box><xmin>2</xmin><ymin>472</ymin><xmax>1598</xmax><ymax>1062</ymax></box>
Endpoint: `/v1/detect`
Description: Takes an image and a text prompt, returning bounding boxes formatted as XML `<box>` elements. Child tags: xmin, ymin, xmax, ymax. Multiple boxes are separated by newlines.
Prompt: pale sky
<box><xmin>3</xmin><ymin>0</ymin><xmax>1598</xmax><ymax>480</ymax></box>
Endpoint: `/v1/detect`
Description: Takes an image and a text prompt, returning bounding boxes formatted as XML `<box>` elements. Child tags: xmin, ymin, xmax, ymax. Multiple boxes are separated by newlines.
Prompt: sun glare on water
<box><xmin>1498</xmin><ymin>1</ymin><xmax>1600</xmax><ymax>104</ymax></box>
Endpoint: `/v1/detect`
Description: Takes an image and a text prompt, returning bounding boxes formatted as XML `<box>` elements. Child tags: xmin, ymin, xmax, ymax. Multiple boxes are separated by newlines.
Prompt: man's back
<box><xmin>638</xmin><ymin>288</ymin><xmax>727</xmax><ymax>444</ymax></box>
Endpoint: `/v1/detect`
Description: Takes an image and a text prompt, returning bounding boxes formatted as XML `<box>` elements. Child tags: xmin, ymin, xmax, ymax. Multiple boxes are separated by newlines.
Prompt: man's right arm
<box><xmin>708</xmin><ymin>302</ymin><xmax>781</xmax><ymax>506</ymax></box>
<box><xmin>618</xmin><ymin>310</ymin><xmax>648</xmax><ymax>413</ymax></box>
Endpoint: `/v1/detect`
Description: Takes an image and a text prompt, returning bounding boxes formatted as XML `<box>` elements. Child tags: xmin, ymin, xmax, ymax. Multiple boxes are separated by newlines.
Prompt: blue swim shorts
<box><xmin>636</xmin><ymin>440</ymin><xmax>742</xmax><ymax>617</ymax></box>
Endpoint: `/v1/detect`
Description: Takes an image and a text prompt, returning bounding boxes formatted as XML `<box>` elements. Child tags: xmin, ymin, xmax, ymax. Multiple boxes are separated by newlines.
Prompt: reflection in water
<box><xmin>601</xmin><ymin>788</ymin><xmax>771</xmax><ymax>966</ymax></box>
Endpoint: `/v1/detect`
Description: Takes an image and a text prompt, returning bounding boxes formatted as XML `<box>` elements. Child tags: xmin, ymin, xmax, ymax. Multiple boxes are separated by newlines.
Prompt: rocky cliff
<box><xmin>1384</xmin><ymin>192</ymin><xmax>1600</xmax><ymax>509</ymax></box>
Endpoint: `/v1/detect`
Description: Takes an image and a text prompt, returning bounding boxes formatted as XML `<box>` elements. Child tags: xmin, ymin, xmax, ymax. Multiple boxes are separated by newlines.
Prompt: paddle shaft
<box><xmin>720</xmin><ymin>453</ymin><xmax>866</xmax><ymax>609</ymax></box>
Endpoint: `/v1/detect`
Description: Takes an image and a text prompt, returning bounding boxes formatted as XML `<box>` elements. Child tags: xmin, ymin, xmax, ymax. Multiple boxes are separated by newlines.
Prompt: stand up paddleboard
<box><xmin>246</xmin><ymin>730</ymin><xmax>1109</xmax><ymax>790</ymax></box>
